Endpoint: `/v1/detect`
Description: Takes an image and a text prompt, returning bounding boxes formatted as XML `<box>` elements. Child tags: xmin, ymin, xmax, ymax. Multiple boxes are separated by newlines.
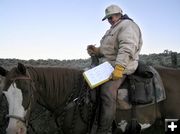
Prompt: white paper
<box><xmin>83</xmin><ymin>62</ymin><xmax>114</xmax><ymax>87</ymax></box>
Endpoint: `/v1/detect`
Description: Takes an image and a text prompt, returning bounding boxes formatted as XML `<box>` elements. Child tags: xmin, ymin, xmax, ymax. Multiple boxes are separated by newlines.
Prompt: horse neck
<box><xmin>27</xmin><ymin>66</ymin><xmax>84</xmax><ymax>110</ymax></box>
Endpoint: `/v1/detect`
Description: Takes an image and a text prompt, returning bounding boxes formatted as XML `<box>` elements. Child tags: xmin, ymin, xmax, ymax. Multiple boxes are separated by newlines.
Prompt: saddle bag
<box><xmin>128</xmin><ymin>62</ymin><xmax>154</xmax><ymax>105</ymax></box>
<box><xmin>128</xmin><ymin>75</ymin><xmax>154</xmax><ymax>104</ymax></box>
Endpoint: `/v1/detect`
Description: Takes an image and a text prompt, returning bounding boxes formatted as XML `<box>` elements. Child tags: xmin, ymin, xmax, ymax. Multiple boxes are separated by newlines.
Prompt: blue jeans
<box><xmin>96</xmin><ymin>76</ymin><xmax>126</xmax><ymax>134</ymax></box>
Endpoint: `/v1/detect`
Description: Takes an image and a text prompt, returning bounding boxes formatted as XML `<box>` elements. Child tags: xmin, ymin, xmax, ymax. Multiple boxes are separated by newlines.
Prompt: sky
<box><xmin>0</xmin><ymin>0</ymin><xmax>180</xmax><ymax>60</ymax></box>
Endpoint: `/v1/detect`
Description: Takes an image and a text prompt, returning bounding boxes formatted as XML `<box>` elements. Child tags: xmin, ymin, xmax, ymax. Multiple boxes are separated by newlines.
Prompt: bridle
<box><xmin>6</xmin><ymin>73</ymin><xmax>35</xmax><ymax>126</ymax></box>
<box><xmin>6</xmin><ymin>114</ymin><xmax>26</xmax><ymax>123</ymax></box>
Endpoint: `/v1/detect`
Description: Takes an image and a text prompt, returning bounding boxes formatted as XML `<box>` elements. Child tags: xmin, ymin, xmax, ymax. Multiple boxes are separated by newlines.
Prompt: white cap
<box><xmin>102</xmin><ymin>4</ymin><xmax>123</xmax><ymax>21</ymax></box>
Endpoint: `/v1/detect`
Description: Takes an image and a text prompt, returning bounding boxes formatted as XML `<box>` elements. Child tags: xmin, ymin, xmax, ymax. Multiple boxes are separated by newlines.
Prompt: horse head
<box><xmin>0</xmin><ymin>63</ymin><xmax>35</xmax><ymax>134</ymax></box>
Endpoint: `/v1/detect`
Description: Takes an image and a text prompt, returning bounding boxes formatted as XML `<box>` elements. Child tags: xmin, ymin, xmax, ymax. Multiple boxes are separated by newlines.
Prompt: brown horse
<box><xmin>0</xmin><ymin>63</ymin><xmax>180</xmax><ymax>134</ymax></box>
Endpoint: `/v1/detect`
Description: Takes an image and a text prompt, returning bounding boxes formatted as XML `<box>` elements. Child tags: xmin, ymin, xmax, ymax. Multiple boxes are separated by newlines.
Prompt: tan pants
<box><xmin>96</xmin><ymin>76</ymin><xmax>126</xmax><ymax>134</ymax></box>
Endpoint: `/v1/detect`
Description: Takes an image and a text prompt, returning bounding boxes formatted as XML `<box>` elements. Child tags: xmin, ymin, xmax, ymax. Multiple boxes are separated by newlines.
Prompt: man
<box><xmin>87</xmin><ymin>4</ymin><xmax>143</xmax><ymax>134</ymax></box>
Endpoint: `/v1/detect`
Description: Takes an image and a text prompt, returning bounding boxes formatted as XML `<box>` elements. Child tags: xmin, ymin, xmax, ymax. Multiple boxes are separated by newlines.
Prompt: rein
<box><xmin>10</xmin><ymin>76</ymin><xmax>31</xmax><ymax>81</ymax></box>
<box><xmin>53</xmin><ymin>74</ymin><xmax>93</xmax><ymax>134</ymax></box>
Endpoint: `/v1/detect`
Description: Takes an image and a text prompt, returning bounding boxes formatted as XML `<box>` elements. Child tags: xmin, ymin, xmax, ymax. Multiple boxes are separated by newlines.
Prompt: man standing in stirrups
<box><xmin>87</xmin><ymin>4</ymin><xmax>143</xmax><ymax>134</ymax></box>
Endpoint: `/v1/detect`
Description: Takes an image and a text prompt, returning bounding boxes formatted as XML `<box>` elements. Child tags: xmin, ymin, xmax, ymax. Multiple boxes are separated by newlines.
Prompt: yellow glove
<box><xmin>112</xmin><ymin>65</ymin><xmax>125</xmax><ymax>80</ymax></box>
<box><xmin>87</xmin><ymin>45</ymin><xmax>99</xmax><ymax>56</ymax></box>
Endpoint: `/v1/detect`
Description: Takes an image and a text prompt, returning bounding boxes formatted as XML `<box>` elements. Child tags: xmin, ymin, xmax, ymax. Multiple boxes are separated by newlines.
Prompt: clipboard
<box><xmin>83</xmin><ymin>61</ymin><xmax>114</xmax><ymax>89</ymax></box>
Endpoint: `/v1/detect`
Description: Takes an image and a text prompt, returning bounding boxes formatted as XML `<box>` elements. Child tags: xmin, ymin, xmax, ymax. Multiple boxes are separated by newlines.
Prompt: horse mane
<box><xmin>26</xmin><ymin>66</ymin><xmax>84</xmax><ymax>110</ymax></box>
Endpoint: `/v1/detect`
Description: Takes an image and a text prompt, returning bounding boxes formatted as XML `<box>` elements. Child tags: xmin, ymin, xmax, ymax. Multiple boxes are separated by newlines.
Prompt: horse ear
<box><xmin>17</xmin><ymin>63</ymin><xmax>26</xmax><ymax>75</ymax></box>
<box><xmin>0</xmin><ymin>66</ymin><xmax>8</xmax><ymax>76</ymax></box>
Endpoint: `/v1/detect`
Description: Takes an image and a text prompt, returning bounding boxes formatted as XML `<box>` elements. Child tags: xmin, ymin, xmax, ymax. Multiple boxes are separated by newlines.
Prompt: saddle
<box><xmin>89</xmin><ymin>56</ymin><xmax>166</xmax><ymax>109</ymax></box>
<box><xmin>117</xmin><ymin>62</ymin><xmax>166</xmax><ymax>110</ymax></box>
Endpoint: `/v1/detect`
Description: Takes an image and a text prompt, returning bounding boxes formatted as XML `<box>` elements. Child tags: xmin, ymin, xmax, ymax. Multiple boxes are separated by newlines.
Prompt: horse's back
<box><xmin>155</xmin><ymin>66</ymin><xmax>180</xmax><ymax>118</ymax></box>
